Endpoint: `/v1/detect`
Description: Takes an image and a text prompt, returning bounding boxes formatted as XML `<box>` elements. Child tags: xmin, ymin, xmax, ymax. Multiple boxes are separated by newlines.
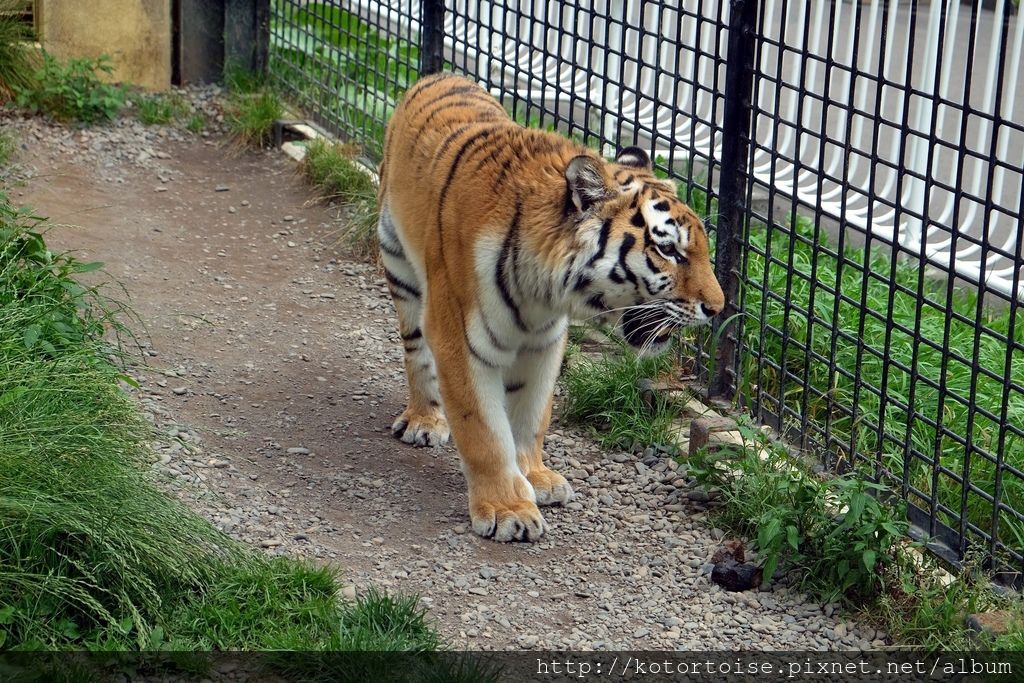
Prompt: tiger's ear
<box><xmin>616</xmin><ymin>146</ymin><xmax>652</xmax><ymax>170</ymax></box>
<box><xmin>565</xmin><ymin>155</ymin><xmax>611</xmax><ymax>213</ymax></box>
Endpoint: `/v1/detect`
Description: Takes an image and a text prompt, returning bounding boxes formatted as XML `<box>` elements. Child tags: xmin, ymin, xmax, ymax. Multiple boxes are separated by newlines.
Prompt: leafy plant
<box><xmin>0</xmin><ymin>0</ymin><xmax>38</xmax><ymax>101</ymax></box>
<box><xmin>15</xmin><ymin>52</ymin><xmax>126</xmax><ymax>123</ymax></box>
<box><xmin>688</xmin><ymin>419</ymin><xmax>909</xmax><ymax>602</ymax></box>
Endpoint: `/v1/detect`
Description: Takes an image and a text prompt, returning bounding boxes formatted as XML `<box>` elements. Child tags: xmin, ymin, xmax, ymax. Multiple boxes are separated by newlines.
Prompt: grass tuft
<box><xmin>561</xmin><ymin>342</ymin><xmax>678</xmax><ymax>450</ymax></box>
<box><xmin>224</xmin><ymin>89</ymin><xmax>283</xmax><ymax>148</ymax></box>
<box><xmin>301</xmin><ymin>138</ymin><xmax>379</xmax><ymax>256</ymax></box>
<box><xmin>0</xmin><ymin>0</ymin><xmax>38</xmax><ymax>101</ymax></box>
<box><xmin>134</xmin><ymin>92</ymin><xmax>189</xmax><ymax>125</ymax></box>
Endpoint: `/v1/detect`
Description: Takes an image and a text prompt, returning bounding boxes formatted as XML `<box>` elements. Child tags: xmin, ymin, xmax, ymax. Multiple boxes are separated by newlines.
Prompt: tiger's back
<box><xmin>375</xmin><ymin>73</ymin><xmax>724</xmax><ymax>544</ymax></box>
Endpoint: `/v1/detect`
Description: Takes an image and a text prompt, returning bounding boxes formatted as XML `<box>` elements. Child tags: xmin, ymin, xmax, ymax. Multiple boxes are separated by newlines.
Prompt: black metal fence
<box><xmin>268</xmin><ymin>0</ymin><xmax>1024</xmax><ymax>581</ymax></box>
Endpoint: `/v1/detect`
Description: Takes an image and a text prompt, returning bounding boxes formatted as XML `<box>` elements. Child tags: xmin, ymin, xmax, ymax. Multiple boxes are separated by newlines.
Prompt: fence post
<box><xmin>420</xmin><ymin>0</ymin><xmax>445</xmax><ymax>75</ymax></box>
<box><xmin>224</xmin><ymin>0</ymin><xmax>270</xmax><ymax>76</ymax></box>
<box><xmin>709</xmin><ymin>0</ymin><xmax>758</xmax><ymax>400</ymax></box>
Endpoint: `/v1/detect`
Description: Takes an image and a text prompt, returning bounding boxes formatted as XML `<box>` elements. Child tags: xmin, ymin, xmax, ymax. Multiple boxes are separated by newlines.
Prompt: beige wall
<box><xmin>37</xmin><ymin>0</ymin><xmax>171</xmax><ymax>91</ymax></box>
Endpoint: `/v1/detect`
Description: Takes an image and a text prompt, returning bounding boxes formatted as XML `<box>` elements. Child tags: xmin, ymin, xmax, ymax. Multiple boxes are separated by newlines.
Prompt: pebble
<box><xmin>286</xmin><ymin>447</ymin><xmax>310</xmax><ymax>455</ymax></box>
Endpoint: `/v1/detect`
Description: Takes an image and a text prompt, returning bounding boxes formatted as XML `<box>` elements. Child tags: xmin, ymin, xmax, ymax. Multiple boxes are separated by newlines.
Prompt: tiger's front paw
<box><xmin>392</xmin><ymin>407</ymin><xmax>450</xmax><ymax>447</ymax></box>
<box><xmin>468</xmin><ymin>474</ymin><xmax>547</xmax><ymax>542</ymax></box>
<box><xmin>526</xmin><ymin>467</ymin><xmax>574</xmax><ymax>506</ymax></box>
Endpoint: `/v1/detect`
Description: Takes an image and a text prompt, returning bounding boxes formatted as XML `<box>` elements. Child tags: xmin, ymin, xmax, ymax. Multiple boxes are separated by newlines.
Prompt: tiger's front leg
<box><xmin>426</xmin><ymin>297</ymin><xmax>547</xmax><ymax>542</ymax></box>
<box><xmin>506</xmin><ymin>331</ymin><xmax>574</xmax><ymax>507</ymax></box>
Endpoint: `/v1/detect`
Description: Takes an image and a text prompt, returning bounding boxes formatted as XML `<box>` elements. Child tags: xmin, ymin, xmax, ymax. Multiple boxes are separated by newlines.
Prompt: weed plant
<box><xmin>15</xmin><ymin>53</ymin><xmax>126</xmax><ymax>123</ymax></box>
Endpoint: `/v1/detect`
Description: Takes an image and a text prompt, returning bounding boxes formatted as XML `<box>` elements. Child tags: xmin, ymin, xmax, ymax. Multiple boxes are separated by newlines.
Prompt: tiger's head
<box><xmin>564</xmin><ymin>147</ymin><xmax>725</xmax><ymax>355</ymax></box>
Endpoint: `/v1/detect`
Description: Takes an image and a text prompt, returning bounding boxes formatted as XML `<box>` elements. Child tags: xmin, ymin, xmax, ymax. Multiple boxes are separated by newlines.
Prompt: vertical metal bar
<box><xmin>709</xmin><ymin>0</ymin><xmax>759</xmax><ymax>399</ymax></box>
<box><xmin>420</xmin><ymin>0</ymin><xmax>445</xmax><ymax>76</ymax></box>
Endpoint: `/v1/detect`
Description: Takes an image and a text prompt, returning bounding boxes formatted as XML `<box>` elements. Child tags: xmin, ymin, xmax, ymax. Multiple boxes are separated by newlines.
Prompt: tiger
<box><xmin>376</xmin><ymin>73</ymin><xmax>725</xmax><ymax>543</ymax></box>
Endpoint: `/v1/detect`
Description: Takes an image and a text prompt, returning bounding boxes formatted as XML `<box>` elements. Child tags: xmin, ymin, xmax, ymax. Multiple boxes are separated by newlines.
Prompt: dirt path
<box><xmin>8</xmin><ymin>113</ymin><xmax>882</xmax><ymax>651</ymax></box>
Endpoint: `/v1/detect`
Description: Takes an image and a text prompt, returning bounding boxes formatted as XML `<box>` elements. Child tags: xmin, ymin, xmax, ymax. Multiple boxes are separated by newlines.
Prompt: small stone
<box><xmin>228</xmin><ymin>206</ymin><xmax>236</xmax><ymax>213</ymax></box>
<box><xmin>171</xmin><ymin>387</ymin><xmax>187</xmax><ymax>395</ymax></box>
<box><xmin>260</xmin><ymin>539</ymin><xmax>281</xmax><ymax>548</ymax></box>
<box><xmin>341</xmin><ymin>585</ymin><xmax>357</xmax><ymax>600</ymax></box>
<box><xmin>453</xmin><ymin>525</ymin><xmax>467</xmax><ymax>534</ymax></box>
<box><xmin>287</xmin><ymin>447</ymin><xmax>310</xmax><ymax>455</ymax></box>
<box><xmin>283</xmin><ymin>215</ymin><xmax>295</xmax><ymax>222</ymax></box>
<box><xmin>479</xmin><ymin>567</ymin><xmax>495</xmax><ymax>580</ymax></box>
<box><xmin>214</xmin><ymin>184</ymin><xmax>229</xmax><ymax>192</ymax></box>
<box><xmin>468</xmin><ymin>587</ymin><xmax>488</xmax><ymax>596</ymax></box>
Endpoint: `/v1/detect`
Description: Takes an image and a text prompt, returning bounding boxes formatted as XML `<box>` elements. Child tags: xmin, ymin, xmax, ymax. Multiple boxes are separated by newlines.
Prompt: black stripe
<box><xmin>384</xmin><ymin>268</ymin><xmax>421</xmax><ymax>299</ymax></box>
<box><xmin>653</xmin><ymin>200</ymin><xmax>670</xmax><ymax>211</ymax></box>
<box><xmin>403</xmin><ymin>342</ymin><xmax>419</xmax><ymax>352</ymax></box>
<box><xmin>587</xmin><ymin>293</ymin><xmax>607</xmax><ymax>311</ymax></box>
<box><xmin>379</xmin><ymin>240</ymin><xmax>404</xmax><ymax>258</ymax></box>
<box><xmin>616</xmin><ymin>234</ymin><xmax>638</xmax><ymax>289</ymax></box>
<box><xmin>403</xmin><ymin>73</ymin><xmax>461</xmax><ymax>105</ymax></box>
<box><xmin>574</xmin><ymin>274</ymin><xmax>592</xmax><ymax>291</ymax></box>
<box><xmin>480</xmin><ymin>311</ymin><xmax>512</xmax><ymax>352</ymax></box>
<box><xmin>401</xmin><ymin>328</ymin><xmax>422</xmax><ymax>341</ymax></box>
<box><xmin>631</xmin><ymin>210</ymin><xmax>645</xmax><ymax>227</ymax></box>
<box><xmin>505</xmin><ymin>382</ymin><xmax>525</xmax><ymax>393</ymax></box>
<box><xmin>429</xmin><ymin>399</ymin><xmax>441</xmax><ymax>407</ymax></box>
<box><xmin>421</xmin><ymin>93</ymin><xmax>508</xmax><ymax>128</ymax></box>
<box><xmin>496</xmin><ymin>202</ymin><xmax>528</xmax><ymax>332</ymax></box>
<box><xmin>587</xmin><ymin>219</ymin><xmax>612</xmax><ymax>267</ymax></box>
<box><xmin>437</xmin><ymin>128</ymin><xmax>499</xmax><ymax>249</ymax></box>
<box><xmin>408</xmin><ymin>82</ymin><xmax>482</xmax><ymax>119</ymax></box>
<box><xmin>465</xmin><ymin>332</ymin><xmax>500</xmax><ymax>368</ymax></box>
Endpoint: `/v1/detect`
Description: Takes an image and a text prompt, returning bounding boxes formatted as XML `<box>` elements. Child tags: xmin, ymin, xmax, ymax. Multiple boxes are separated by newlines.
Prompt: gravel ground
<box><xmin>5</xmin><ymin>92</ymin><xmax>885</xmax><ymax>651</ymax></box>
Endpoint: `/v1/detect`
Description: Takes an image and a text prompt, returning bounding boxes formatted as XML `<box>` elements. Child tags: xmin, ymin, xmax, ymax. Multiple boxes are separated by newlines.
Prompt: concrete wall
<box><xmin>37</xmin><ymin>0</ymin><xmax>172</xmax><ymax>91</ymax></box>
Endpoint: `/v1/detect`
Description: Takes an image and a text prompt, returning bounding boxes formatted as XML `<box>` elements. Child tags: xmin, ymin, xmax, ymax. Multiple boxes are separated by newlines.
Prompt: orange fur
<box><xmin>377</xmin><ymin>74</ymin><xmax>724</xmax><ymax>542</ymax></box>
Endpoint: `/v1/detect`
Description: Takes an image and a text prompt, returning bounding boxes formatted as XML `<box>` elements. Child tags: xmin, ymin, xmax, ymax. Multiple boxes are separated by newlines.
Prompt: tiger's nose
<box><xmin>700</xmin><ymin>302</ymin><xmax>721</xmax><ymax>318</ymax></box>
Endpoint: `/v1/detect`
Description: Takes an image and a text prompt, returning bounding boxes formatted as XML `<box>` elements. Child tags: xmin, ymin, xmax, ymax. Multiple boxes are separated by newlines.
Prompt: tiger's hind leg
<box><xmin>378</xmin><ymin>209</ymin><xmax>450</xmax><ymax>447</ymax></box>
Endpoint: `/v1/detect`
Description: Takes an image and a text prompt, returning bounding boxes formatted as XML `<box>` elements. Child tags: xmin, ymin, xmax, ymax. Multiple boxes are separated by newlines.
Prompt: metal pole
<box><xmin>420</xmin><ymin>0</ymin><xmax>445</xmax><ymax>75</ymax></box>
<box><xmin>709</xmin><ymin>0</ymin><xmax>758</xmax><ymax>399</ymax></box>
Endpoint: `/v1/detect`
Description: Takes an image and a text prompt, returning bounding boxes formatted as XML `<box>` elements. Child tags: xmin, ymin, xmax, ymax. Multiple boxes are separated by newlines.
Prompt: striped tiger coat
<box><xmin>377</xmin><ymin>73</ymin><xmax>724</xmax><ymax>543</ymax></box>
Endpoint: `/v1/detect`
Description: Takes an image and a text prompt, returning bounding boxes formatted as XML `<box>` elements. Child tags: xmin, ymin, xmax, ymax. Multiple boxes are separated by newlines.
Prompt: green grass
<box><xmin>302</xmin><ymin>138</ymin><xmax>379</xmax><ymax>256</ymax></box>
<box><xmin>224</xmin><ymin>88</ymin><xmax>283</xmax><ymax>148</ymax></box>
<box><xmin>561</xmin><ymin>341</ymin><xmax>678</xmax><ymax>450</ymax></box>
<box><xmin>739</xmin><ymin>213</ymin><xmax>1024</xmax><ymax>563</ymax></box>
<box><xmin>0</xmin><ymin>192</ymin><xmax>444</xmax><ymax>658</ymax></box>
<box><xmin>0</xmin><ymin>129</ymin><xmax>16</xmax><ymax>167</ymax></box>
<box><xmin>15</xmin><ymin>52</ymin><xmax>126</xmax><ymax>124</ymax></box>
<box><xmin>133</xmin><ymin>92</ymin><xmax>190</xmax><ymax>125</ymax></box>
<box><xmin>0</xmin><ymin>0</ymin><xmax>38</xmax><ymax>101</ymax></box>
<box><xmin>269</xmin><ymin>2</ymin><xmax>418</xmax><ymax>159</ymax></box>
<box><xmin>185</xmin><ymin>111</ymin><xmax>206</xmax><ymax>133</ymax></box>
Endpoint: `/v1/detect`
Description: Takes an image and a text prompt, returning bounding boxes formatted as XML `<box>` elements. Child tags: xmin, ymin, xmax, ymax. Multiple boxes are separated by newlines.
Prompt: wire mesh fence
<box><xmin>267</xmin><ymin>0</ymin><xmax>1024</xmax><ymax>581</ymax></box>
